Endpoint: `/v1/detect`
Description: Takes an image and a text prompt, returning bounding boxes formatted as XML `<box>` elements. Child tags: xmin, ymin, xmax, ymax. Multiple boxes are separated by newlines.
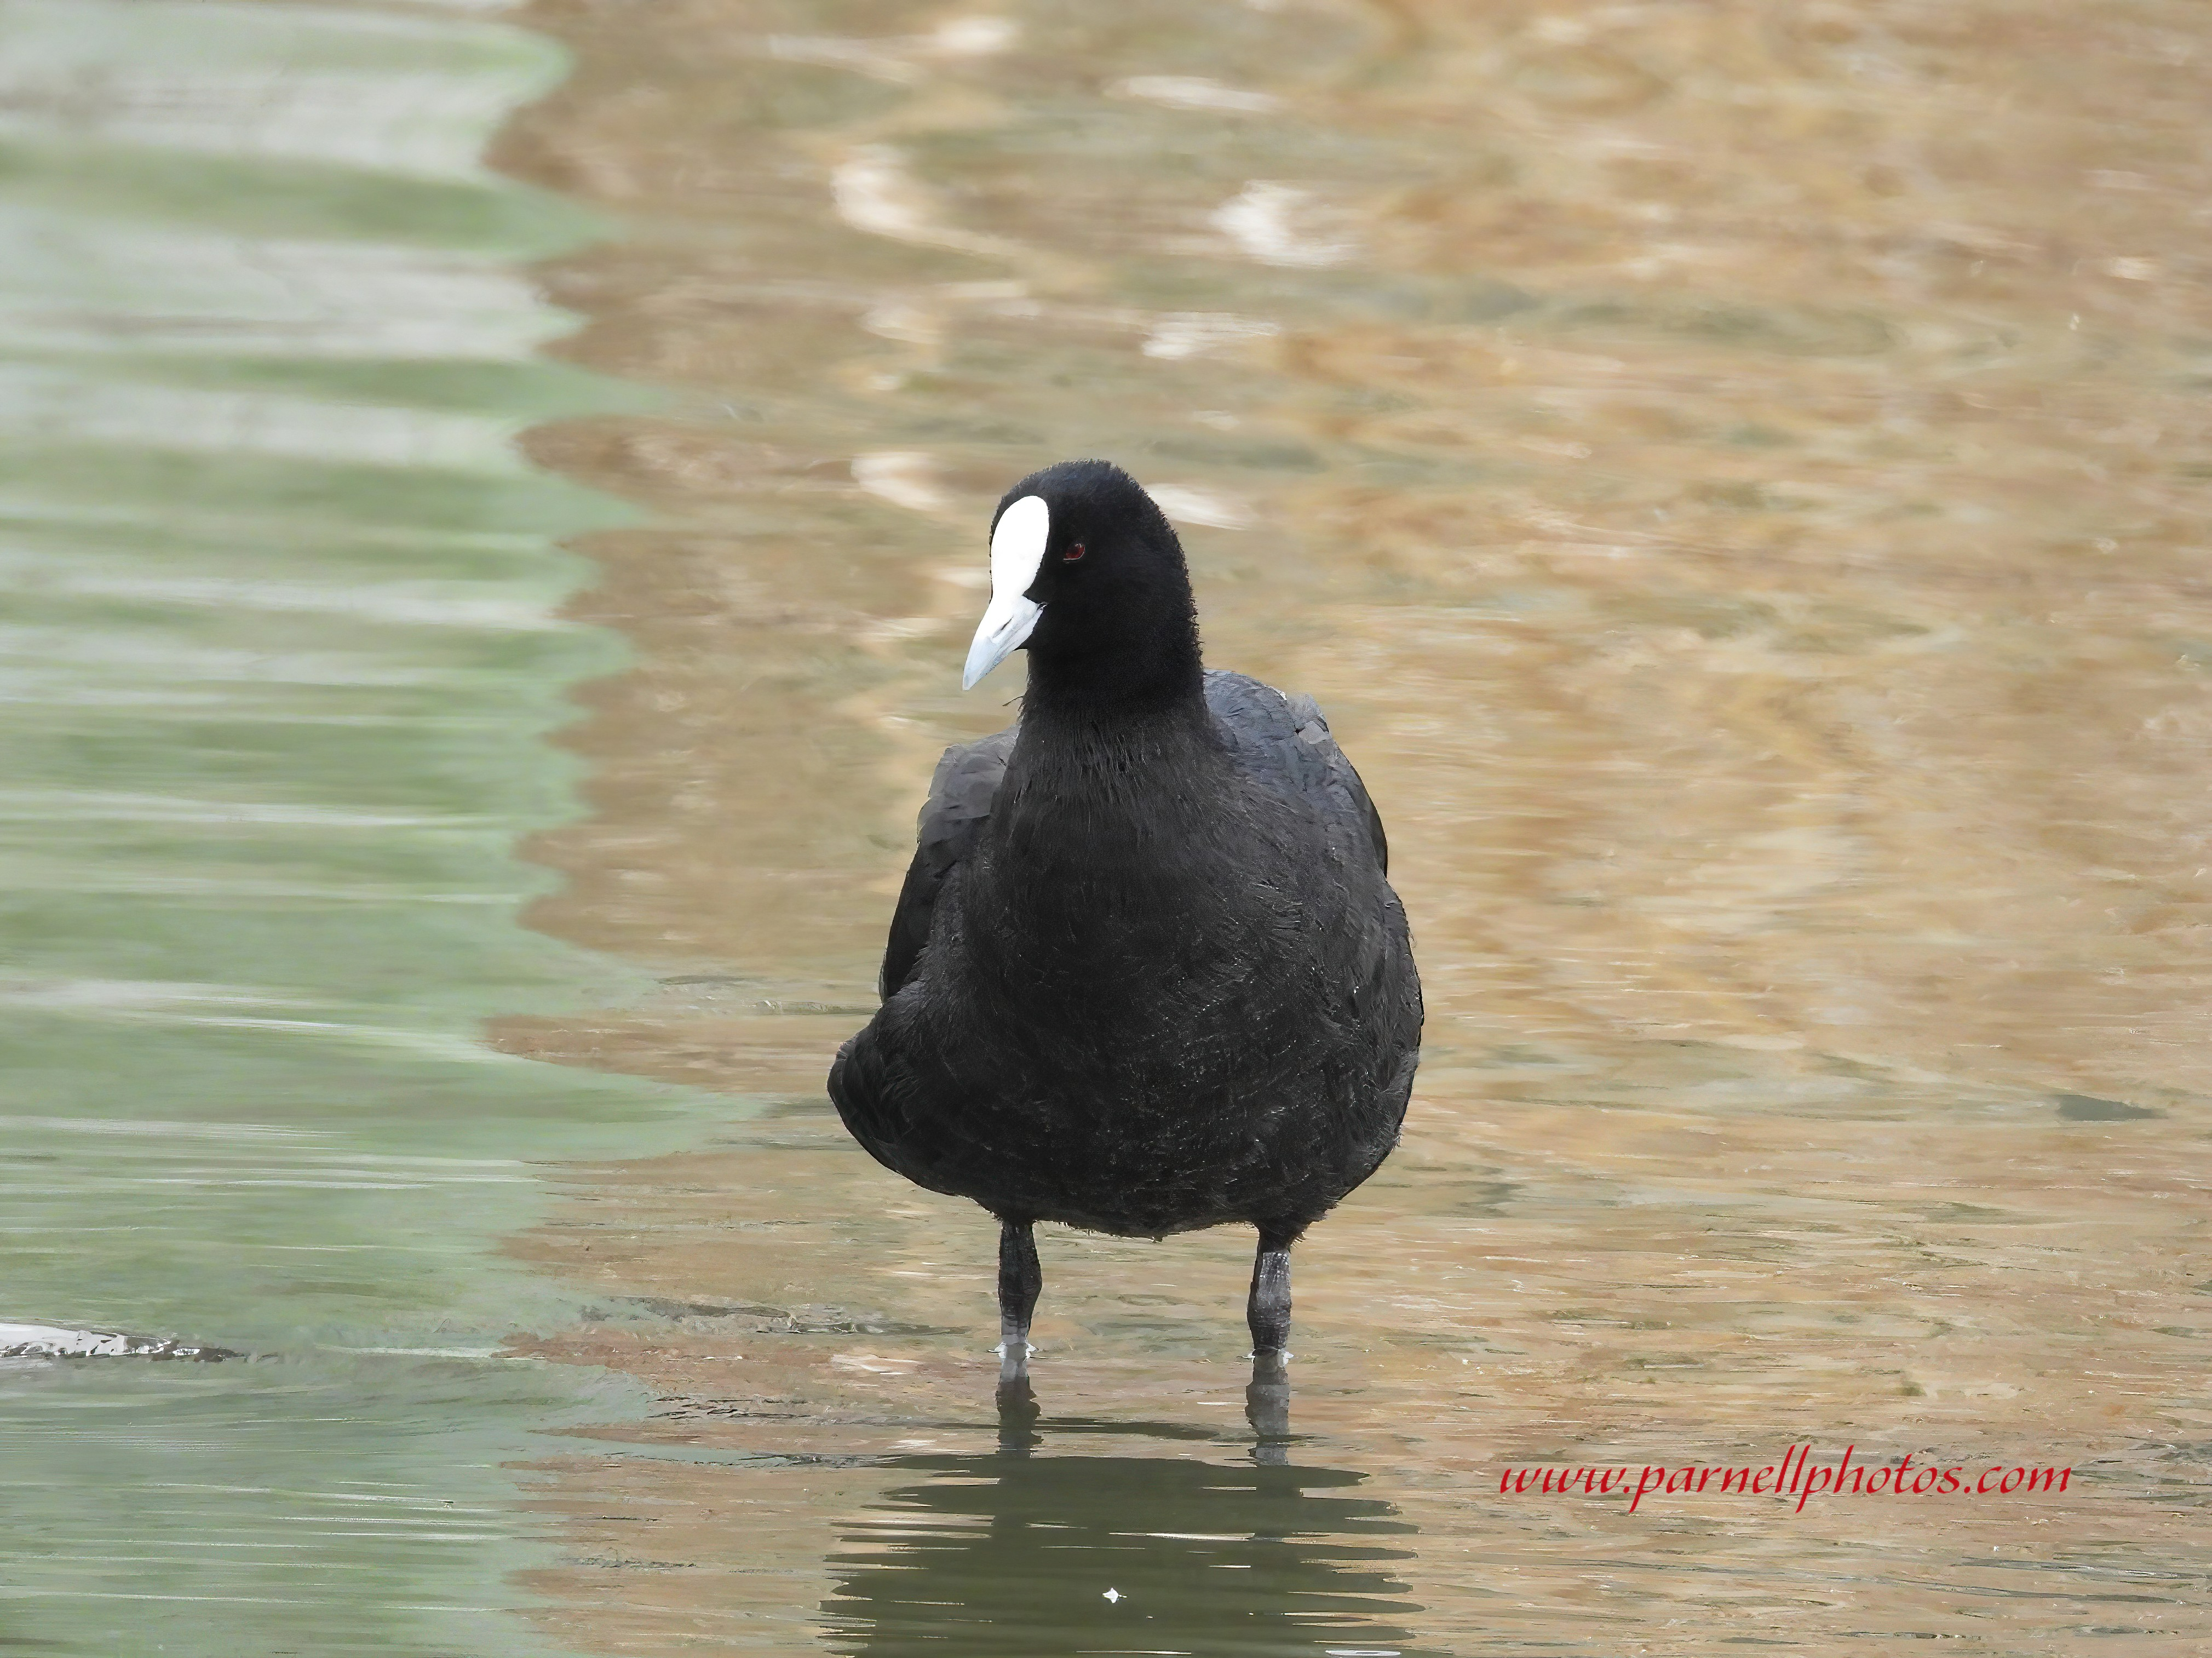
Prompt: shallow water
<box><xmin>489</xmin><ymin>1</ymin><xmax>2212</xmax><ymax>1653</ymax></box>
<box><xmin>14</xmin><ymin>0</ymin><xmax>2212</xmax><ymax>1654</ymax></box>
<box><xmin>0</xmin><ymin>3</ymin><xmax>711</xmax><ymax>1652</ymax></box>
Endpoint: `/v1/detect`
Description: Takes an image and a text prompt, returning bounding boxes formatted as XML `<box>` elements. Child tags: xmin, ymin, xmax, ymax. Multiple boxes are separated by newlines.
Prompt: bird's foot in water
<box><xmin>1246</xmin><ymin>1349</ymin><xmax>1292</xmax><ymax>1461</ymax></box>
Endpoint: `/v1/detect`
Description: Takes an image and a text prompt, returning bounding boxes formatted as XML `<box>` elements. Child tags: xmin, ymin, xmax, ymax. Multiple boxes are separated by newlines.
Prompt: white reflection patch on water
<box><xmin>0</xmin><ymin>793</ymin><xmax>484</xmax><ymax>828</ymax></box>
<box><xmin>0</xmin><ymin>976</ymin><xmax>549</xmax><ymax>1063</ymax></box>
<box><xmin>0</xmin><ymin>568</ymin><xmax>572</xmax><ymax>632</ymax></box>
<box><xmin>0</xmin><ymin>207</ymin><xmax>564</xmax><ymax>361</ymax></box>
<box><xmin>0</xmin><ymin>366</ymin><xmax>525</xmax><ymax>472</ymax></box>
<box><xmin>1141</xmin><ymin>311</ymin><xmax>1280</xmax><ymax>360</ymax></box>
<box><xmin>832</xmin><ymin>144</ymin><xmax>1021</xmax><ymax>261</ymax></box>
<box><xmin>771</xmin><ymin>14</ymin><xmax>1015</xmax><ymax>86</ymax></box>
<box><xmin>0</xmin><ymin>1322</ymin><xmax>228</xmax><ymax>1358</ymax></box>
<box><xmin>0</xmin><ymin>0</ymin><xmax>561</xmax><ymax>181</ymax></box>
<box><xmin>1112</xmin><ymin>75</ymin><xmax>1282</xmax><ymax>114</ymax></box>
<box><xmin>1144</xmin><ymin>483</ymin><xmax>1252</xmax><ymax>530</ymax></box>
<box><xmin>853</xmin><ymin>450</ymin><xmax>950</xmax><ymax>515</ymax></box>
<box><xmin>1210</xmin><ymin>181</ymin><xmax>1356</xmax><ymax>267</ymax></box>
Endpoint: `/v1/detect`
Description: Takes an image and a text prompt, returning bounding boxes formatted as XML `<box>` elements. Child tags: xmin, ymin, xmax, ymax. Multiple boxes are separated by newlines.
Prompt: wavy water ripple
<box><xmin>0</xmin><ymin>3</ymin><xmax>710</xmax><ymax>1654</ymax></box>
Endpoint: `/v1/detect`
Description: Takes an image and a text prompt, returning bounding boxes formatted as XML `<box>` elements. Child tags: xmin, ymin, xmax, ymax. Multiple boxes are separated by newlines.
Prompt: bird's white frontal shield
<box><xmin>963</xmin><ymin>494</ymin><xmax>1050</xmax><ymax>689</ymax></box>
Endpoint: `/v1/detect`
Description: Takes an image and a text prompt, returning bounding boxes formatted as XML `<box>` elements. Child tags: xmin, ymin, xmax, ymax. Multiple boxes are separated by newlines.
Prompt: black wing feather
<box><xmin>1203</xmin><ymin>670</ymin><xmax>1388</xmax><ymax>874</ymax></box>
<box><xmin>878</xmin><ymin>727</ymin><xmax>1015</xmax><ymax>999</ymax></box>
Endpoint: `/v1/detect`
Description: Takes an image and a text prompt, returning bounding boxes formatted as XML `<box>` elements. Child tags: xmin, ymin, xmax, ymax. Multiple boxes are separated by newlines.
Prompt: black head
<box><xmin>963</xmin><ymin>460</ymin><xmax>1203</xmax><ymax>712</ymax></box>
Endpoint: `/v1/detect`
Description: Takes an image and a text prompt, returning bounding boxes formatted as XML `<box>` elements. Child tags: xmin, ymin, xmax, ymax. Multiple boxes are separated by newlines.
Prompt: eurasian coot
<box><xmin>829</xmin><ymin>460</ymin><xmax>1420</xmax><ymax>1385</ymax></box>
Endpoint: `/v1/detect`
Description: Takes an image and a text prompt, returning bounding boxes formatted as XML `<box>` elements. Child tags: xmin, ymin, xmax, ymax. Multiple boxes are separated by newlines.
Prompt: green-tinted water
<box><xmin>0</xmin><ymin>3</ymin><xmax>711</xmax><ymax>1650</ymax></box>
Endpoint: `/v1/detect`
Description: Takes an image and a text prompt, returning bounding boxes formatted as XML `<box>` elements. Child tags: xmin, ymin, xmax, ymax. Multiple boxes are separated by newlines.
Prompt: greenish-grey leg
<box><xmin>1245</xmin><ymin>1223</ymin><xmax>1299</xmax><ymax>1455</ymax></box>
<box><xmin>996</xmin><ymin>1217</ymin><xmax>1041</xmax><ymax>1382</ymax></box>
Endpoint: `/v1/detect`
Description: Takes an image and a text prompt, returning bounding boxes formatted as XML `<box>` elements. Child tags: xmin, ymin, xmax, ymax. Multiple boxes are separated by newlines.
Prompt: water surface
<box><xmin>491</xmin><ymin>1</ymin><xmax>2212</xmax><ymax>1653</ymax></box>
<box><xmin>0</xmin><ymin>3</ymin><xmax>715</xmax><ymax>1651</ymax></box>
<box><xmin>11</xmin><ymin>0</ymin><xmax>2211</xmax><ymax>1654</ymax></box>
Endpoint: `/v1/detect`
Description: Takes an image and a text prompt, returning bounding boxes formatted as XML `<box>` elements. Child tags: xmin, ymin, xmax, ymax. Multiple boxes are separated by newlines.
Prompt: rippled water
<box><xmin>0</xmin><ymin>3</ymin><xmax>709</xmax><ymax>1652</ymax></box>
<box><xmin>491</xmin><ymin>2</ymin><xmax>2212</xmax><ymax>1653</ymax></box>
<box><xmin>15</xmin><ymin>0</ymin><xmax>2212</xmax><ymax>1654</ymax></box>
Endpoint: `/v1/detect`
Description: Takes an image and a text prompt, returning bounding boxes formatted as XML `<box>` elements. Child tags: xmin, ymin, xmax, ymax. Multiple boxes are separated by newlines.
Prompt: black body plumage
<box><xmin>828</xmin><ymin>460</ymin><xmax>1420</xmax><ymax>1369</ymax></box>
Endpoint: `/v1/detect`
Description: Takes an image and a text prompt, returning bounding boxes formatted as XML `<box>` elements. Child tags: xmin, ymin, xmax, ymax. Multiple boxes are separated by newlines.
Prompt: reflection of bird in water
<box><xmin>819</xmin><ymin>1429</ymin><xmax>1432</xmax><ymax>1658</ymax></box>
<box><xmin>831</xmin><ymin>461</ymin><xmax>1421</xmax><ymax>1394</ymax></box>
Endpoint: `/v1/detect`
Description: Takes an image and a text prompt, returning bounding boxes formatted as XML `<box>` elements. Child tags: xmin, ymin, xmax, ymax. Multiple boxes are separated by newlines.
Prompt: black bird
<box><xmin>829</xmin><ymin>460</ymin><xmax>1420</xmax><ymax>1394</ymax></box>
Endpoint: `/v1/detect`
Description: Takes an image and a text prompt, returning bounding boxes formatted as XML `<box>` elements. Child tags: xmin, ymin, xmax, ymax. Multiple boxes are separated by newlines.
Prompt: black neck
<box><xmin>1008</xmin><ymin>630</ymin><xmax>1219</xmax><ymax>808</ymax></box>
<box><xmin>1020</xmin><ymin>634</ymin><xmax>1205</xmax><ymax>727</ymax></box>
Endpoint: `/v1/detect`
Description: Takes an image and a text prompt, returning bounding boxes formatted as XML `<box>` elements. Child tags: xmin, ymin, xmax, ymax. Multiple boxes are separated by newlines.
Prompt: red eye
<box><xmin>1062</xmin><ymin>542</ymin><xmax>1086</xmax><ymax>563</ymax></box>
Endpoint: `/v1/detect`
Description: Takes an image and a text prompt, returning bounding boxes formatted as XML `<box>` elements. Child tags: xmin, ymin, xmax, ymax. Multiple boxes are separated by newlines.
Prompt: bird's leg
<box><xmin>996</xmin><ymin>1217</ymin><xmax>1041</xmax><ymax>1384</ymax></box>
<box><xmin>1245</xmin><ymin>1223</ymin><xmax>1300</xmax><ymax>1455</ymax></box>
<box><xmin>1246</xmin><ymin>1224</ymin><xmax>1297</xmax><ymax>1358</ymax></box>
